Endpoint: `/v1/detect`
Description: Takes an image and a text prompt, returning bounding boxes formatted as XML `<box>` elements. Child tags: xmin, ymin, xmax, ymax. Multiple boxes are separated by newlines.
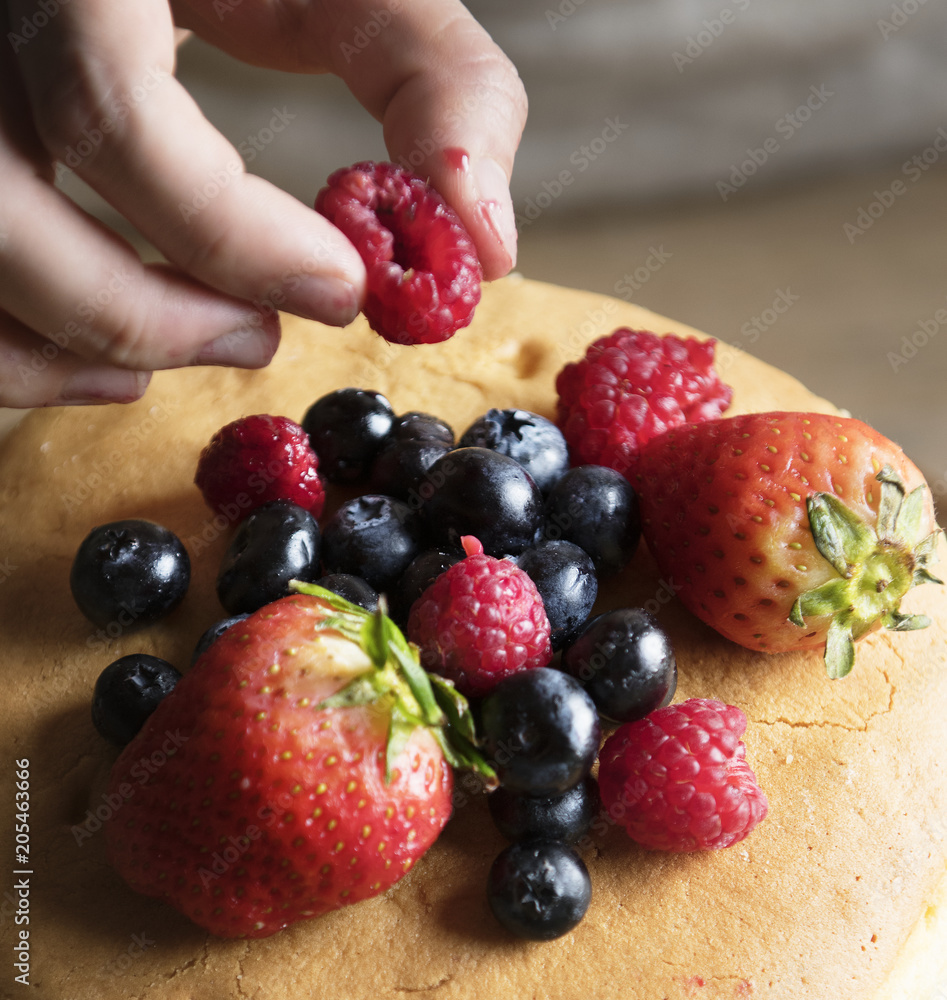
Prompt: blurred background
<box><xmin>48</xmin><ymin>0</ymin><xmax>947</xmax><ymax>507</ymax></box>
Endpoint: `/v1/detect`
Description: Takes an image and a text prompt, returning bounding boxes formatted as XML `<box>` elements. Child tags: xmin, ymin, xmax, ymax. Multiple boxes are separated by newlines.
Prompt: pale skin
<box><xmin>0</xmin><ymin>0</ymin><xmax>527</xmax><ymax>407</ymax></box>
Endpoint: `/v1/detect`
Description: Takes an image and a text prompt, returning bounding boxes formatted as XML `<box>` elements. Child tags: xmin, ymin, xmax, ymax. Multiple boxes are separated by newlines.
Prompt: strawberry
<box><xmin>634</xmin><ymin>412</ymin><xmax>942</xmax><ymax>677</ymax></box>
<box><xmin>103</xmin><ymin>587</ymin><xmax>492</xmax><ymax>938</ymax></box>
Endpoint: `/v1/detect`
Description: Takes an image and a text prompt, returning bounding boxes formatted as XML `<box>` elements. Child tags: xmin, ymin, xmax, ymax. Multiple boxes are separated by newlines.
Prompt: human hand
<box><xmin>0</xmin><ymin>0</ymin><xmax>527</xmax><ymax>407</ymax></box>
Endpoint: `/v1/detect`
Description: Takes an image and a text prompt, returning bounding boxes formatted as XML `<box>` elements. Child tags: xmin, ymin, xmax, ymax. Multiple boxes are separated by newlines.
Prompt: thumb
<box><xmin>331</xmin><ymin>3</ymin><xmax>528</xmax><ymax>281</ymax></box>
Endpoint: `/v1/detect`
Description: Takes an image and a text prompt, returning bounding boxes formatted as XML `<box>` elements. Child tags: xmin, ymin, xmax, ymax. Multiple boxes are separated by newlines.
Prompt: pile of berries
<box><xmin>69</xmin><ymin>328</ymin><xmax>781</xmax><ymax>944</ymax></box>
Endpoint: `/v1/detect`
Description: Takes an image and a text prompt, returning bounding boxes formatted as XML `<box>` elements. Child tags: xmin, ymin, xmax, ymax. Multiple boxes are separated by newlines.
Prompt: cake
<box><xmin>2</xmin><ymin>276</ymin><xmax>946</xmax><ymax>999</ymax></box>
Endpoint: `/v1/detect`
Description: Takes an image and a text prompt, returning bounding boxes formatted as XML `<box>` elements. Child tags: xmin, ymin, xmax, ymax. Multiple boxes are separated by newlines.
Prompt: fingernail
<box><xmin>291</xmin><ymin>276</ymin><xmax>361</xmax><ymax>327</ymax></box>
<box><xmin>195</xmin><ymin>311</ymin><xmax>281</xmax><ymax>368</ymax></box>
<box><xmin>59</xmin><ymin>368</ymin><xmax>150</xmax><ymax>405</ymax></box>
<box><xmin>472</xmin><ymin>156</ymin><xmax>518</xmax><ymax>267</ymax></box>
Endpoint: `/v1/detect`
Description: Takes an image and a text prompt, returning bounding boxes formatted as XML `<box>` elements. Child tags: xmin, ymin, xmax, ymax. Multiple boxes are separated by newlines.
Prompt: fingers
<box><xmin>318</xmin><ymin>0</ymin><xmax>527</xmax><ymax>279</ymax></box>
<box><xmin>0</xmin><ymin>313</ymin><xmax>151</xmax><ymax>408</ymax></box>
<box><xmin>174</xmin><ymin>0</ymin><xmax>528</xmax><ymax>281</ymax></box>
<box><xmin>10</xmin><ymin>0</ymin><xmax>366</xmax><ymax>343</ymax></box>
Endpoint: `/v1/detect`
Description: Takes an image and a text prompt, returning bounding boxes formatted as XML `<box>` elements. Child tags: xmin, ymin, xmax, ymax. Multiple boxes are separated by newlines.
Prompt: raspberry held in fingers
<box><xmin>315</xmin><ymin>161</ymin><xmax>482</xmax><ymax>345</ymax></box>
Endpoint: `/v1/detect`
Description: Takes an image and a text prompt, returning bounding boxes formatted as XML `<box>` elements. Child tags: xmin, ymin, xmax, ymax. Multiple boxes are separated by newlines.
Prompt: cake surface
<box><xmin>1</xmin><ymin>275</ymin><xmax>946</xmax><ymax>999</ymax></box>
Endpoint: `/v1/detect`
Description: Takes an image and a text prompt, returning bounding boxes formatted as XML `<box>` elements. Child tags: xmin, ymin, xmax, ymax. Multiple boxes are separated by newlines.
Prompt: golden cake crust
<box><xmin>1</xmin><ymin>275</ymin><xmax>945</xmax><ymax>999</ymax></box>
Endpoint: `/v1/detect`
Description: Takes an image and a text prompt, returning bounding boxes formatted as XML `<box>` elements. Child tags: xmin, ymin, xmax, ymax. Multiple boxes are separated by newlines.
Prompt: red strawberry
<box><xmin>103</xmin><ymin>587</ymin><xmax>491</xmax><ymax>938</ymax></box>
<box><xmin>634</xmin><ymin>411</ymin><xmax>942</xmax><ymax>677</ymax></box>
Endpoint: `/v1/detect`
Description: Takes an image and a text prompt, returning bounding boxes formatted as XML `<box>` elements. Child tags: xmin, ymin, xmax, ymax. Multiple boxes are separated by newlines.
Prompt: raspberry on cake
<box><xmin>194</xmin><ymin>413</ymin><xmax>325</xmax><ymax>520</ymax></box>
<box><xmin>597</xmin><ymin>698</ymin><xmax>768</xmax><ymax>852</ymax></box>
<box><xmin>555</xmin><ymin>327</ymin><xmax>733</xmax><ymax>478</ymax></box>
<box><xmin>315</xmin><ymin>161</ymin><xmax>482</xmax><ymax>345</ymax></box>
<box><xmin>407</xmin><ymin>535</ymin><xmax>552</xmax><ymax>697</ymax></box>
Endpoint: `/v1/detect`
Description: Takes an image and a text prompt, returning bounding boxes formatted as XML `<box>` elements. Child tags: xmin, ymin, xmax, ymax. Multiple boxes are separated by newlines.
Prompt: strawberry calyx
<box><xmin>790</xmin><ymin>465</ymin><xmax>943</xmax><ymax>679</ymax></box>
<box><xmin>289</xmin><ymin>580</ymin><xmax>497</xmax><ymax>785</ymax></box>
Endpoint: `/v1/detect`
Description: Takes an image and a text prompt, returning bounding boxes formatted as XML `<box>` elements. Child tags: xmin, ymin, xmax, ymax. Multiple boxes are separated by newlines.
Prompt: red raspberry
<box><xmin>597</xmin><ymin>698</ymin><xmax>768</xmax><ymax>852</ymax></box>
<box><xmin>195</xmin><ymin>414</ymin><xmax>325</xmax><ymax>521</ymax></box>
<box><xmin>555</xmin><ymin>329</ymin><xmax>732</xmax><ymax>479</ymax></box>
<box><xmin>407</xmin><ymin>536</ymin><xmax>552</xmax><ymax>698</ymax></box>
<box><xmin>315</xmin><ymin>161</ymin><xmax>482</xmax><ymax>345</ymax></box>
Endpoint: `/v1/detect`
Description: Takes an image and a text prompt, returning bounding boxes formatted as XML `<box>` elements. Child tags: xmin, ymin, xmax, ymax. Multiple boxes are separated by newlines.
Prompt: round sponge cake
<box><xmin>1</xmin><ymin>276</ymin><xmax>945</xmax><ymax>999</ymax></box>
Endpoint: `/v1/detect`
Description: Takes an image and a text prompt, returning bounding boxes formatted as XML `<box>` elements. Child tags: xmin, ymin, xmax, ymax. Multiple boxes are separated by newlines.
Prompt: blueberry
<box><xmin>301</xmin><ymin>388</ymin><xmax>395</xmax><ymax>484</ymax></box>
<box><xmin>91</xmin><ymin>653</ymin><xmax>182</xmax><ymax>746</ymax></box>
<box><xmin>543</xmin><ymin>465</ymin><xmax>641</xmax><ymax>574</ymax></box>
<box><xmin>370</xmin><ymin>438</ymin><xmax>453</xmax><ymax>501</ymax></box>
<box><xmin>389</xmin><ymin>547</ymin><xmax>463</xmax><ymax>628</ymax></box>
<box><xmin>421</xmin><ymin>447</ymin><xmax>543</xmax><ymax>557</ymax></box>
<box><xmin>561</xmin><ymin>608</ymin><xmax>677</xmax><ymax>723</ymax></box>
<box><xmin>388</xmin><ymin>411</ymin><xmax>454</xmax><ymax>446</ymax></box>
<box><xmin>321</xmin><ymin>494</ymin><xmax>421</xmax><ymax>595</ymax></box>
<box><xmin>191</xmin><ymin>614</ymin><xmax>251</xmax><ymax>665</ymax></box>
<box><xmin>216</xmin><ymin>500</ymin><xmax>320</xmax><ymax>615</ymax></box>
<box><xmin>70</xmin><ymin>519</ymin><xmax>190</xmax><ymax>631</ymax></box>
<box><xmin>314</xmin><ymin>573</ymin><xmax>379</xmax><ymax>613</ymax></box>
<box><xmin>459</xmin><ymin>409</ymin><xmax>569</xmax><ymax>495</ymax></box>
<box><xmin>480</xmin><ymin>667</ymin><xmax>601</xmax><ymax>796</ymax></box>
<box><xmin>517</xmin><ymin>540</ymin><xmax>598</xmax><ymax>651</ymax></box>
<box><xmin>488</xmin><ymin>775</ymin><xmax>600</xmax><ymax>844</ymax></box>
<box><xmin>487</xmin><ymin>838</ymin><xmax>592</xmax><ymax>940</ymax></box>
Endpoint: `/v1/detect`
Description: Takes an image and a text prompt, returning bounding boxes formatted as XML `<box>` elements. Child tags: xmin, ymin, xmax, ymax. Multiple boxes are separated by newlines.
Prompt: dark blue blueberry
<box><xmin>370</xmin><ymin>437</ymin><xmax>453</xmax><ymax>501</ymax></box>
<box><xmin>91</xmin><ymin>653</ymin><xmax>182</xmax><ymax>746</ymax></box>
<box><xmin>487</xmin><ymin>838</ymin><xmax>592</xmax><ymax>940</ymax></box>
<box><xmin>561</xmin><ymin>608</ymin><xmax>677</xmax><ymax>724</ymax></box>
<box><xmin>389</xmin><ymin>547</ymin><xmax>463</xmax><ymax>628</ymax></box>
<box><xmin>459</xmin><ymin>409</ymin><xmax>569</xmax><ymax>494</ymax></box>
<box><xmin>517</xmin><ymin>540</ymin><xmax>598</xmax><ymax>651</ymax></box>
<box><xmin>216</xmin><ymin>500</ymin><xmax>320</xmax><ymax>615</ymax></box>
<box><xmin>421</xmin><ymin>447</ymin><xmax>543</xmax><ymax>557</ymax></box>
<box><xmin>191</xmin><ymin>614</ymin><xmax>251</xmax><ymax>665</ymax></box>
<box><xmin>542</xmin><ymin>465</ymin><xmax>641</xmax><ymax>575</ymax></box>
<box><xmin>480</xmin><ymin>667</ymin><xmax>600</xmax><ymax>796</ymax></box>
<box><xmin>314</xmin><ymin>573</ymin><xmax>379</xmax><ymax>613</ymax></box>
<box><xmin>301</xmin><ymin>388</ymin><xmax>395</xmax><ymax>484</ymax></box>
<box><xmin>488</xmin><ymin>775</ymin><xmax>600</xmax><ymax>844</ymax></box>
<box><xmin>320</xmin><ymin>494</ymin><xmax>421</xmax><ymax>595</ymax></box>
<box><xmin>388</xmin><ymin>411</ymin><xmax>454</xmax><ymax>446</ymax></box>
<box><xmin>70</xmin><ymin>519</ymin><xmax>190</xmax><ymax>631</ymax></box>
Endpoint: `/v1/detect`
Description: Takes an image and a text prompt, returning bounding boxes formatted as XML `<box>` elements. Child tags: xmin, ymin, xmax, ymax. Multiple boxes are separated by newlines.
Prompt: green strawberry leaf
<box><xmin>824</xmin><ymin>618</ymin><xmax>855</xmax><ymax>679</ymax></box>
<box><xmin>290</xmin><ymin>578</ymin><xmax>495</xmax><ymax>784</ymax></box>
<box><xmin>807</xmin><ymin>492</ymin><xmax>875</xmax><ymax>579</ymax></box>
<box><xmin>793</xmin><ymin>467</ymin><xmax>942</xmax><ymax>678</ymax></box>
